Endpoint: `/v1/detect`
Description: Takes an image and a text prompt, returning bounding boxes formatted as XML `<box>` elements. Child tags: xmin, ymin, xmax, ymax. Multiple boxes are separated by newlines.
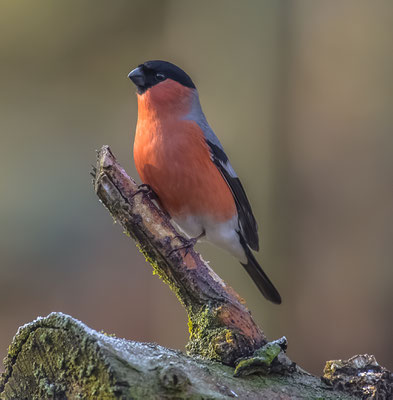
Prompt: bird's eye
<box><xmin>156</xmin><ymin>73</ymin><xmax>165</xmax><ymax>81</ymax></box>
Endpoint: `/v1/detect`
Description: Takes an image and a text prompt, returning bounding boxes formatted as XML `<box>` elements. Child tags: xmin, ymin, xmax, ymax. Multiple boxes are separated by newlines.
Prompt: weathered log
<box><xmin>0</xmin><ymin>312</ymin><xmax>357</xmax><ymax>399</ymax></box>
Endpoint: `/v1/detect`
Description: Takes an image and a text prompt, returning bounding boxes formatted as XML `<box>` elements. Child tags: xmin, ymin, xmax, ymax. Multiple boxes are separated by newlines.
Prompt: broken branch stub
<box><xmin>93</xmin><ymin>145</ymin><xmax>265</xmax><ymax>365</ymax></box>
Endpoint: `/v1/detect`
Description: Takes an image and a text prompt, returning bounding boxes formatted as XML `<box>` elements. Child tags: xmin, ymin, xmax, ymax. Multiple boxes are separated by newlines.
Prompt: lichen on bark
<box><xmin>0</xmin><ymin>313</ymin><xmax>358</xmax><ymax>400</ymax></box>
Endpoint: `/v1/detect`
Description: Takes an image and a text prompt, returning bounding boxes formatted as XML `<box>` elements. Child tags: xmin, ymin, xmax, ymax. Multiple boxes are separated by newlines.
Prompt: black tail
<box><xmin>239</xmin><ymin>235</ymin><xmax>282</xmax><ymax>304</ymax></box>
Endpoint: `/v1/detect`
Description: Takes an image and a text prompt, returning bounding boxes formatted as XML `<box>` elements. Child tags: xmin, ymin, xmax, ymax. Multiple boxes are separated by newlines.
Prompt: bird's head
<box><xmin>128</xmin><ymin>60</ymin><xmax>196</xmax><ymax>112</ymax></box>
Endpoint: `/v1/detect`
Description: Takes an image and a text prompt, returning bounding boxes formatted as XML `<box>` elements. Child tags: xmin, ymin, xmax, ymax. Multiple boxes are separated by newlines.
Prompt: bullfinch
<box><xmin>128</xmin><ymin>60</ymin><xmax>281</xmax><ymax>304</ymax></box>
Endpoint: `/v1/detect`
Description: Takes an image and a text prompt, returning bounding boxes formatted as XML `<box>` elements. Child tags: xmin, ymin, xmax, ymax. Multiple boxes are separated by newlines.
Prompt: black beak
<box><xmin>128</xmin><ymin>66</ymin><xmax>145</xmax><ymax>87</ymax></box>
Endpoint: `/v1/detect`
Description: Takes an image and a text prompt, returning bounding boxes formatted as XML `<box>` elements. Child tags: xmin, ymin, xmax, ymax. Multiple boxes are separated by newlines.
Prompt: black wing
<box><xmin>207</xmin><ymin>141</ymin><xmax>259</xmax><ymax>251</ymax></box>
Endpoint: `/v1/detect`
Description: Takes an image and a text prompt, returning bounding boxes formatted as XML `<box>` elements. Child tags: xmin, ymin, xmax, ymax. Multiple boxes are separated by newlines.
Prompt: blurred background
<box><xmin>0</xmin><ymin>0</ymin><xmax>392</xmax><ymax>375</ymax></box>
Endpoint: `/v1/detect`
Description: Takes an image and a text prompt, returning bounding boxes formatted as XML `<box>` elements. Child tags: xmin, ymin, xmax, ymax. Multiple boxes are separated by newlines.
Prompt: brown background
<box><xmin>0</xmin><ymin>0</ymin><xmax>392</xmax><ymax>374</ymax></box>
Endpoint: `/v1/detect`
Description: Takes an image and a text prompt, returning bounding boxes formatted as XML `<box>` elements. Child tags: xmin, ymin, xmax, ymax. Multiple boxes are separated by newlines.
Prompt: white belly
<box><xmin>172</xmin><ymin>214</ymin><xmax>247</xmax><ymax>263</ymax></box>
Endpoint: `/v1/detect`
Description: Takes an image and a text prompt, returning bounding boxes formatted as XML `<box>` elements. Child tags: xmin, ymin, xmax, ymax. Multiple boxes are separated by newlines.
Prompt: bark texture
<box><xmin>0</xmin><ymin>313</ymin><xmax>357</xmax><ymax>400</ymax></box>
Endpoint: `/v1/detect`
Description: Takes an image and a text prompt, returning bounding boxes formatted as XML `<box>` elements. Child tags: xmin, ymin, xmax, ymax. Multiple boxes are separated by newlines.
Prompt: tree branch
<box><xmin>93</xmin><ymin>145</ymin><xmax>265</xmax><ymax>366</ymax></box>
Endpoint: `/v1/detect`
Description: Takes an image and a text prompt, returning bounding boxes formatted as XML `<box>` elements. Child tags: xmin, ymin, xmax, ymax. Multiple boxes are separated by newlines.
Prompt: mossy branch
<box><xmin>93</xmin><ymin>145</ymin><xmax>265</xmax><ymax>365</ymax></box>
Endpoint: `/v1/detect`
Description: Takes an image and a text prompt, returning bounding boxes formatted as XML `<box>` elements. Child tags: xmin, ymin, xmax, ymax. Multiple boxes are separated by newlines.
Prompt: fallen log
<box><xmin>0</xmin><ymin>313</ymin><xmax>360</xmax><ymax>399</ymax></box>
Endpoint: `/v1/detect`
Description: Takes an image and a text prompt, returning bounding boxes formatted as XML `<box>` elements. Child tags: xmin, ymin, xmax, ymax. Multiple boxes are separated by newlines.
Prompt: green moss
<box><xmin>186</xmin><ymin>306</ymin><xmax>236</xmax><ymax>363</ymax></box>
<box><xmin>187</xmin><ymin>317</ymin><xmax>193</xmax><ymax>334</ymax></box>
<box><xmin>233</xmin><ymin>339</ymin><xmax>286</xmax><ymax>377</ymax></box>
<box><xmin>188</xmin><ymin>306</ymin><xmax>211</xmax><ymax>342</ymax></box>
<box><xmin>1</xmin><ymin>317</ymin><xmax>117</xmax><ymax>399</ymax></box>
<box><xmin>253</xmin><ymin>341</ymin><xmax>282</xmax><ymax>364</ymax></box>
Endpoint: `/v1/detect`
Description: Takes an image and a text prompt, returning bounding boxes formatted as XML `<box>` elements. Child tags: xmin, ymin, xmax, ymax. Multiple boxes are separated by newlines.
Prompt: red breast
<box><xmin>133</xmin><ymin>79</ymin><xmax>236</xmax><ymax>221</ymax></box>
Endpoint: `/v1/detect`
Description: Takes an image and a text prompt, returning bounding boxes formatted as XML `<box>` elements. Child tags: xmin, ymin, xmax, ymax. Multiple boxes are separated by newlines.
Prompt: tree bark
<box><xmin>0</xmin><ymin>312</ymin><xmax>357</xmax><ymax>400</ymax></box>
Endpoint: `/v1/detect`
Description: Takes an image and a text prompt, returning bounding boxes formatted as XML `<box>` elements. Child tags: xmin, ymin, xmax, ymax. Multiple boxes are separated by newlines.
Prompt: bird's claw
<box><xmin>168</xmin><ymin>235</ymin><xmax>197</xmax><ymax>257</ymax></box>
<box><xmin>131</xmin><ymin>183</ymin><xmax>158</xmax><ymax>200</ymax></box>
<box><xmin>168</xmin><ymin>231</ymin><xmax>205</xmax><ymax>257</ymax></box>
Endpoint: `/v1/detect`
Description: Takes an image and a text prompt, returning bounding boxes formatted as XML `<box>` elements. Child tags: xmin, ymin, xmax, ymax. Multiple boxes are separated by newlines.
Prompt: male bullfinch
<box><xmin>128</xmin><ymin>60</ymin><xmax>281</xmax><ymax>304</ymax></box>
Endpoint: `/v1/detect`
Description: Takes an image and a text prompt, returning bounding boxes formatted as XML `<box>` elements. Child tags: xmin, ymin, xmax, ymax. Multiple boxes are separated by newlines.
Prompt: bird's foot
<box><xmin>168</xmin><ymin>232</ymin><xmax>205</xmax><ymax>257</ymax></box>
<box><xmin>131</xmin><ymin>183</ymin><xmax>158</xmax><ymax>200</ymax></box>
<box><xmin>131</xmin><ymin>184</ymin><xmax>173</xmax><ymax>219</ymax></box>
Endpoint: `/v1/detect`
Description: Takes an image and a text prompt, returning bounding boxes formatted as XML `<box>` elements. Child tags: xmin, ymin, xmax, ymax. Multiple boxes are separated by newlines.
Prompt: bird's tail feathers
<box><xmin>239</xmin><ymin>234</ymin><xmax>282</xmax><ymax>304</ymax></box>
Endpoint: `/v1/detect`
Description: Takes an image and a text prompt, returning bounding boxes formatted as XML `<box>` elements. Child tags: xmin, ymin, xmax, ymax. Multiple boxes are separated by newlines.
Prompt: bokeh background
<box><xmin>1</xmin><ymin>0</ymin><xmax>392</xmax><ymax>375</ymax></box>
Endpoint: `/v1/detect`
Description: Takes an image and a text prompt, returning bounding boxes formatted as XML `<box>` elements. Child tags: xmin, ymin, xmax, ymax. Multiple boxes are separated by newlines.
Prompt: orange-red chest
<box><xmin>133</xmin><ymin>82</ymin><xmax>236</xmax><ymax>221</ymax></box>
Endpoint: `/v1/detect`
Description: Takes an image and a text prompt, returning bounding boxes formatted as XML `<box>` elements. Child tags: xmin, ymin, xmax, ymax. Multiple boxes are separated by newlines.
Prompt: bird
<box><xmin>128</xmin><ymin>60</ymin><xmax>281</xmax><ymax>304</ymax></box>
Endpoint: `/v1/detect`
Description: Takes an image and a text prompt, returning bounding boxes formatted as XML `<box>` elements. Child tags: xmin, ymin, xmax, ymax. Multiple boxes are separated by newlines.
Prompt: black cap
<box><xmin>128</xmin><ymin>60</ymin><xmax>195</xmax><ymax>94</ymax></box>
